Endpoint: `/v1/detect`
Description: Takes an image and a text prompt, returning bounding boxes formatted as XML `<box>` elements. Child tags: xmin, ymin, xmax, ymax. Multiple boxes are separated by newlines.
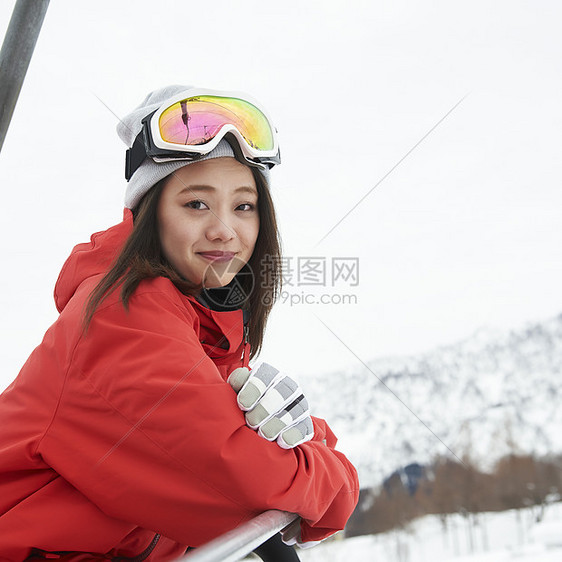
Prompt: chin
<box><xmin>203</xmin><ymin>274</ymin><xmax>236</xmax><ymax>289</ymax></box>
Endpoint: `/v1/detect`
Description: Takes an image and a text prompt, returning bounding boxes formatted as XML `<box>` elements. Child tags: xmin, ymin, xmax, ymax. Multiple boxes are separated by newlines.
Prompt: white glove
<box><xmin>228</xmin><ymin>362</ymin><xmax>314</xmax><ymax>449</ymax></box>
<box><xmin>281</xmin><ymin>518</ymin><xmax>323</xmax><ymax>549</ymax></box>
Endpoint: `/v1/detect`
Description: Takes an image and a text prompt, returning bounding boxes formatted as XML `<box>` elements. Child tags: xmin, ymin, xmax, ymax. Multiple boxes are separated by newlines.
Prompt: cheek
<box><xmin>158</xmin><ymin>227</ymin><xmax>174</xmax><ymax>262</ymax></box>
<box><xmin>157</xmin><ymin>216</ymin><xmax>174</xmax><ymax>258</ymax></box>
<box><xmin>158</xmin><ymin>210</ymin><xmax>192</xmax><ymax>262</ymax></box>
<box><xmin>161</xmin><ymin>225</ymin><xmax>196</xmax><ymax>258</ymax></box>
<box><xmin>246</xmin><ymin>217</ymin><xmax>260</xmax><ymax>251</ymax></box>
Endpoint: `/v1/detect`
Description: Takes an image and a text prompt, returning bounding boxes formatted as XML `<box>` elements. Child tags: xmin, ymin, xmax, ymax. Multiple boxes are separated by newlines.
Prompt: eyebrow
<box><xmin>177</xmin><ymin>185</ymin><xmax>258</xmax><ymax>196</ymax></box>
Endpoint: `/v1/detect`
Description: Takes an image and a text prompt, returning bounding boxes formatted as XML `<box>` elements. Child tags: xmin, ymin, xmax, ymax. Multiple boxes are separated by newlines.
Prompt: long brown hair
<box><xmin>84</xmin><ymin>166</ymin><xmax>282</xmax><ymax>358</ymax></box>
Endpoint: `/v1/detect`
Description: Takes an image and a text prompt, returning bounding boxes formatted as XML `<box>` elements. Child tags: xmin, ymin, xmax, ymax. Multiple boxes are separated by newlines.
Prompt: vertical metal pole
<box><xmin>0</xmin><ymin>0</ymin><xmax>50</xmax><ymax>153</ymax></box>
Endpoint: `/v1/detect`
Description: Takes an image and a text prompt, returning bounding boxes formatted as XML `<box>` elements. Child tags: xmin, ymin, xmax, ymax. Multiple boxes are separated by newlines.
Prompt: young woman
<box><xmin>0</xmin><ymin>85</ymin><xmax>359</xmax><ymax>561</ymax></box>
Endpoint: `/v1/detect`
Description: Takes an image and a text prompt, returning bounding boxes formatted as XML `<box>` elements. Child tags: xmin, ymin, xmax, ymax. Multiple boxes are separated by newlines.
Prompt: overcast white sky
<box><xmin>1</xmin><ymin>0</ymin><xmax>561</xmax><ymax>391</ymax></box>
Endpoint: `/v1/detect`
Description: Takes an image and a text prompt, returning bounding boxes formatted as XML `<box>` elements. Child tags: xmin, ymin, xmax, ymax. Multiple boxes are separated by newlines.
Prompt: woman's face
<box><xmin>157</xmin><ymin>157</ymin><xmax>260</xmax><ymax>290</ymax></box>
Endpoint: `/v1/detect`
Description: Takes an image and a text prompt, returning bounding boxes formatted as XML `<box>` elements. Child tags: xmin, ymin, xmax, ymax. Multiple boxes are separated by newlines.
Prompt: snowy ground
<box><xmin>298</xmin><ymin>503</ymin><xmax>562</xmax><ymax>561</ymax></box>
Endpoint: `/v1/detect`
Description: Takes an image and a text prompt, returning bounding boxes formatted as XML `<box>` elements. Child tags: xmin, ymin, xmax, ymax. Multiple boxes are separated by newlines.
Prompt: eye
<box><xmin>185</xmin><ymin>200</ymin><xmax>209</xmax><ymax>210</ymax></box>
<box><xmin>236</xmin><ymin>203</ymin><xmax>256</xmax><ymax>211</ymax></box>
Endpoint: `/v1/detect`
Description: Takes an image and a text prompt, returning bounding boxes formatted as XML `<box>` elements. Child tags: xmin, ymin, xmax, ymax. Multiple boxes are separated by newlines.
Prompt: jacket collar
<box><xmin>187</xmin><ymin>296</ymin><xmax>248</xmax><ymax>366</ymax></box>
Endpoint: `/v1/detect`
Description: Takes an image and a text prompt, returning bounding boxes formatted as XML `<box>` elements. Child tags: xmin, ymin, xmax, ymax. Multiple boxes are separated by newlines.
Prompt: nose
<box><xmin>205</xmin><ymin>211</ymin><xmax>236</xmax><ymax>242</ymax></box>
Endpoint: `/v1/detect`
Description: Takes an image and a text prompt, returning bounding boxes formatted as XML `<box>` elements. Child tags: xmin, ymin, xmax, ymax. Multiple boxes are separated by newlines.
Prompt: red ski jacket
<box><xmin>0</xmin><ymin>210</ymin><xmax>359</xmax><ymax>561</ymax></box>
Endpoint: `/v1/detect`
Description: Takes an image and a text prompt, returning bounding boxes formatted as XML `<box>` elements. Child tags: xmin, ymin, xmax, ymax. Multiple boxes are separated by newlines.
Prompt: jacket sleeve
<box><xmin>38</xmin><ymin>284</ymin><xmax>359</xmax><ymax>546</ymax></box>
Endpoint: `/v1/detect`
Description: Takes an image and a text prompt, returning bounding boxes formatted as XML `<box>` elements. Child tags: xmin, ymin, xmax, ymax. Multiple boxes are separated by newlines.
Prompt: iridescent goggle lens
<box><xmin>158</xmin><ymin>95</ymin><xmax>275</xmax><ymax>152</ymax></box>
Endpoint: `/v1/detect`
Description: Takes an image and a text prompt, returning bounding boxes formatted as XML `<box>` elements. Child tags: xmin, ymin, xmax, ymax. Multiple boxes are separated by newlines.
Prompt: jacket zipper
<box><xmin>242</xmin><ymin>324</ymin><xmax>250</xmax><ymax>367</ymax></box>
<box><xmin>113</xmin><ymin>533</ymin><xmax>161</xmax><ymax>562</ymax></box>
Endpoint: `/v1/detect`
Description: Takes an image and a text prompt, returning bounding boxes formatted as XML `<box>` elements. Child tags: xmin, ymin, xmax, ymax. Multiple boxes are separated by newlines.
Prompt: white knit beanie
<box><xmin>117</xmin><ymin>85</ymin><xmax>270</xmax><ymax>209</ymax></box>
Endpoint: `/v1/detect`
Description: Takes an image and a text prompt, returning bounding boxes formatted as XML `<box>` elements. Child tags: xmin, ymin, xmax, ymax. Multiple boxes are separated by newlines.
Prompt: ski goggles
<box><xmin>126</xmin><ymin>88</ymin><xmax>280</xmax><ymax>180</ymax></box>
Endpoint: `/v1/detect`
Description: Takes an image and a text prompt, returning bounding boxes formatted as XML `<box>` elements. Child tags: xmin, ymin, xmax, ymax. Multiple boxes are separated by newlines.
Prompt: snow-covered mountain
<box><xmin>301</xmin><ymin>313</ymin><xmax>562</xmax><ymax>488</ymax></box>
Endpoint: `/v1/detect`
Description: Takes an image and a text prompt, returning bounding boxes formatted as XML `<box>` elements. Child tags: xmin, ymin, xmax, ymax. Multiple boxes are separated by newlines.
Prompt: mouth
<box><xmin>197</xmin><ymin>251</ymin><xmax>237</xmax><ymax>263</ymax></box>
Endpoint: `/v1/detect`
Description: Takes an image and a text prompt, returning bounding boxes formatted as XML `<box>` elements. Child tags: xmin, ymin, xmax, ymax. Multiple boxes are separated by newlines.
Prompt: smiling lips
<box><xmin>197</xmin><ymin>251</ymin><xmax>237</xmax><ymax>263</ymax></box>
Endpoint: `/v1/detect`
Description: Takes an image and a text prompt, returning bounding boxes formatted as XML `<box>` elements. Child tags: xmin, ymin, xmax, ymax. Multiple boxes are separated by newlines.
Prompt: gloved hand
<box><xmin>281</xmin><ymin>518</ymin><xmax>323</xmax><ymax>549</ymax></box>
<box><xmin>228</xmin><ymin>362</ymin><xmax>314</xmax><ymax>449</ymax></box>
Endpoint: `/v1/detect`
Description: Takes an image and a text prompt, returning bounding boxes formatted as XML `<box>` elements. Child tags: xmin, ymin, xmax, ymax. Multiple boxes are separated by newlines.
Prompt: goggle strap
<box><xmin>222</xmin><ymin>131</ymin><xmax>275</xmax><ymax>171</ymax></box>
<box><xmin>125</xmin><ymin>131</ymin><xmax>148</xmax><ymax>181</ymax></box>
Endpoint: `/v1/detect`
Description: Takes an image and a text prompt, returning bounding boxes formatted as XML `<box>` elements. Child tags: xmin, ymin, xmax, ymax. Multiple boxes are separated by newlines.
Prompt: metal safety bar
<box><xmin>0</xmin><ymin>0</ymin><xmax>50</xmax><ymax>153</ymax></box>
<box><xmin>181</xmin><ymin>510</ymin><xmax>299</xmax><ymax>562</ymax></box>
